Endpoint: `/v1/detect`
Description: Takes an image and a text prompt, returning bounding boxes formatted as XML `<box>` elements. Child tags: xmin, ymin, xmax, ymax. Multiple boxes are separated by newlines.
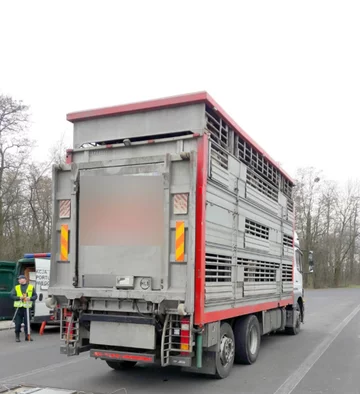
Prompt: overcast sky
<box><xmin>1</xmin><ymin>0</ymin><xmax>359</xmax><ymax>184</ymax></box>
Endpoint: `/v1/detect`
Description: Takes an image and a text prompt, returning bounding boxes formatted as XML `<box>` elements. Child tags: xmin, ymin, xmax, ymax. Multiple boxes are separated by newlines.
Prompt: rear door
<box><xmin>78</xmin><ymin>161</ymin><xmax>169</xmax><ymax>291</ymax></box>
<box><xmin>34</xmin><ymin>258</ymin><xmax>51</xmax><ymax>318</ymax></box>
<box><xmin>76</xmin><ymin>152</ymin><xmax>197</xmax><ymax>311</ymax></box>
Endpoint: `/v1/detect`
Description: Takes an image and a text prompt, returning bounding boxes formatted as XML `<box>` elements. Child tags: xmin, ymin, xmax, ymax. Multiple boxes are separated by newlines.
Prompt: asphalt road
<box><xmin>0</xmin><ymin>288</ymin><xmax>360</xmax><ymax>394</ymax></box>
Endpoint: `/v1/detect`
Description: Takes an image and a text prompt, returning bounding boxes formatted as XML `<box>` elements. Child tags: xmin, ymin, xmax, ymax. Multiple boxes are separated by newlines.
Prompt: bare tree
<box><xmin>331</xmin><ymin>182</ymin><xmax>360</xmax><ymax>287</ymax></box>
<box><xmin>26</xmin><ymin>163</ymin><xmax>52</xmax><ymax>252</ymax></box>
<box><xmin>0</xmin><ymin>95</ymin><xmax>32</xmax><ymax>255</ymax></box>
<box><xmin>293</xmin><ymin>167</ymin><xmax>322</xmax><ymax>287</ymax></box>
<box><xmin>294</xmin><ymin>167</ymin><xmax>360</xmax><ymax>288</ymax></box>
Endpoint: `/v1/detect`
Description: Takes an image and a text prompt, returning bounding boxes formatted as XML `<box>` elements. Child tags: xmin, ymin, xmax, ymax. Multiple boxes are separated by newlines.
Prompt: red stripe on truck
<box><xmin>194</xmin><ymin>135</ymin><xmax>208</xmax><ymax>326</ymax></box>
<box><xmin>203</xmin><ymin>298</ymin><xmax>294</xmax><ymax>324</ymax></box>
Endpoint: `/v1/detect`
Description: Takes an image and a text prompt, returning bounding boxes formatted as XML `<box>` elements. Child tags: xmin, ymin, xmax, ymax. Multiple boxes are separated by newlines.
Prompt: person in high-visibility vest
<box><xmin>10</xmin><ymin>274</ymin><xmax>38</xmax><ymax>342</ymax></box>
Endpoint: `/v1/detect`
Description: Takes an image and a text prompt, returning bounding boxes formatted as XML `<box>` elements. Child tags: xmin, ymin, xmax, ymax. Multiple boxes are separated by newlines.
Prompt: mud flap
<box><xmin>182</xmin><ymin>351</ymin><xmax>217</xmax><ymax>375</ymax></box>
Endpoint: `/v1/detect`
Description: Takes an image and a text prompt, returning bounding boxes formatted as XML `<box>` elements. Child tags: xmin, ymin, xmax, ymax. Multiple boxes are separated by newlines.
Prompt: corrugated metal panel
<box><xmin>246</xmin><ymin>185</ymin><xmax>279</xmax><ymax>215</ymax></box>
<box><xmin>205</xmin><ymin>283</ymin><xmax>233</xmax><ymax>302</ymax></box>
<box><xmin>73</xmin><ymin>103</ymin><xmax>205</xmax><ymax>148</ymax></box>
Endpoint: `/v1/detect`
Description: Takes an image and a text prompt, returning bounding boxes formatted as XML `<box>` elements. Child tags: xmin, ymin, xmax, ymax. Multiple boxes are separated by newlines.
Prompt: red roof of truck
<box><xmin>67</xmin><ymin>92</ymin><xmax>293</xmax><ymax>183</ymax></box>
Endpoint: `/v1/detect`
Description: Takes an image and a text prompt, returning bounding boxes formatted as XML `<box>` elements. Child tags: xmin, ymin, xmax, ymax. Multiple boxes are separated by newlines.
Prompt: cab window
<box><xmin>296</xmin><ymin>250</ymin><xmax>303</xmax><ymax>273</ymax></box>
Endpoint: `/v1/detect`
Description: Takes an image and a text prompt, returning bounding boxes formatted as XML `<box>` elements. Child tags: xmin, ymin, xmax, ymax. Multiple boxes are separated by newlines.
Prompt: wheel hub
<box><xmin>220</xmin><ymin>335</ymin><xmax>234</xmax><ymax>366</ymax></box>
<box><xmin>249</xmin><ymin>326</ymin><xmax>258</xmax><ymax>355</ymax></box>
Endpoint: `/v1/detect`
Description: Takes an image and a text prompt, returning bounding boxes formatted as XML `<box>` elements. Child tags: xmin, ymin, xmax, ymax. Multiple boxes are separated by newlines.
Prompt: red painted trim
<box><xmin>92</xmin><ymin>351</ymin><xmax>153</xmax><ymax>363</ymax></box>
<box><xmin>66</xmin><ymin>92</ymin><xmax>293</xmax><ymax>183</ymax></box>
<box><xmin>292</xmin><ymin>207</ymin><xmax>296</xmax><ymax>287</ymax></box>
<box><xmin>194</xmin><ymin>135</ymin><xmax>208</xmax><ymax>326</ymax></box>
<box><xmin>67</xmin><ymin>92</ymin><xmax>207</xmax><ymax>122</ymax></box>
<box><xmin>65</xmin><ymin>149</ymin><xmax>73</xmax><ymax>164</ymax></box>
<box><xmin>203</xmin><ymin>298</ymin><xmax>293</xmax><ymax>324</ymax></box>
<box><xmin>292</xmin><ymin>203</ymin><xmax>297</xmax><ymax>303</ymax></box>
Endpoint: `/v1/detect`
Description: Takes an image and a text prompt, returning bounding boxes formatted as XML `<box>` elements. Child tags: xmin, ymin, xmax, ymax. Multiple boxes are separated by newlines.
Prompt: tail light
<box><xmin>180</xmin><ymin>317</ymin><xmax>191</xmax><ymax>354</ymax></box>
<box><xmin>64</xmin><ymin>309</ymin><xmax>74</xmax><ymax>341</ymax></box>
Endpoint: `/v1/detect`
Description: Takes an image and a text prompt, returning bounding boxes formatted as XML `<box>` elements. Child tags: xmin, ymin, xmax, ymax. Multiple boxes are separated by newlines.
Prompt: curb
<box><xmin>0</xmin><ymin>326</ymin><xmax>13</xmax><ymax>331</ymax></box>
<box><xmin>0</xmin><ymin>322</ymin><xmax>16</xmax><ymax>331</ymax></box>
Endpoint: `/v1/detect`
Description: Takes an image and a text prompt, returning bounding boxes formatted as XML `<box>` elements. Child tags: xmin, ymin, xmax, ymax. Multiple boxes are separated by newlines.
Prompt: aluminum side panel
<box><xmin>204</xmin><ymin>151</ymin><xmax>294</xmax><ymax>317</ymax></box>
<box><xmin>73</xmin><ymin>103</ymin><xmax>205</xmax><ymax>148</ymax></box>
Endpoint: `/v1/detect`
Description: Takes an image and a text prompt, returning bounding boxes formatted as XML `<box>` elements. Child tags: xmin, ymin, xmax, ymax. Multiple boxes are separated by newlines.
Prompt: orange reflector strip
<box><xmin>180</xmin><ymin>343</ymin><xmax>189</xmax><ymax>351</ymax></box>
<box><xmin>175</xmin><ymin>221</ymin><xmax>185</xmax><ymax>262</ymax></box>
<box><xmin>60</xmin><ymin>224</ymin><xmax>69</xmax><ymax>261</ymax></box>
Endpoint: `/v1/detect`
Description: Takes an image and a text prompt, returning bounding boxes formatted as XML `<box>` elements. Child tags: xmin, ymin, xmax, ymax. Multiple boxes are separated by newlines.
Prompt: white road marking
<box><xmin>273</xmin><ymin>303</ymin><xmax>360</xmax><ymax>394</ymax></box>
<box><xmin>0</xmin><ymin>355</ymin><xmax>89</xmax><ymax>384</ymax></box>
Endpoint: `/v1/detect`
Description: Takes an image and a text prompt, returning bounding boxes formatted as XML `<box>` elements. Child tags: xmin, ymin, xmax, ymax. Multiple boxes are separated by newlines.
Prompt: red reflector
<box><xmin>93</xmin><ymin>351</ymin><xmax>153</xmax><ymax>363</ymax></box>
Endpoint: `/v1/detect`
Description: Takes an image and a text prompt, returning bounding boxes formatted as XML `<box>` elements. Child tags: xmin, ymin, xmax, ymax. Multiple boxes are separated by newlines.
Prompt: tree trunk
<box><xmin>0</xmin><ymin>198</ymin><xmax>3</xmax><ymax>253</ymax></box>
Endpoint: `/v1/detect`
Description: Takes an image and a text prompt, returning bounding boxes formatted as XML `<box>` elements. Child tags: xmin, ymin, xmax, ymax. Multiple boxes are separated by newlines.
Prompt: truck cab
<box><xmin>293</xmin><ymin>232</ymin><xmax>305</xmax><ymax>324</ymax></box>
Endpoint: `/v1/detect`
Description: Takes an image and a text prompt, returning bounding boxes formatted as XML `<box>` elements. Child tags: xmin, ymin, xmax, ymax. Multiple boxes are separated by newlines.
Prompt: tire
<box><xmin>234</xmin><ymin>315</ymin><xmax>261</xmax><ymax>365</ymax></box>
<box><xmin>214</xmin><ymin>322</ymin><xmax>235</xmax><ymax>379</ymax></box>
<box><xmin>285</xmin><ymin>303</ymin><xmax>301</xmax><ymax>335</ymax></box>
<box><xmin>105</xmin><ymin>360</ymin><xmax>137</xmax><ymax>370</ymax></box>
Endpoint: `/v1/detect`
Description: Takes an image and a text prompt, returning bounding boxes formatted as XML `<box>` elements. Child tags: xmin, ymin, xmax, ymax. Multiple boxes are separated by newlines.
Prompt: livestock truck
<box><xmin>47</xmin><ymin>92</ymin><xmax>305</xmax><ymax>379</ymax></box>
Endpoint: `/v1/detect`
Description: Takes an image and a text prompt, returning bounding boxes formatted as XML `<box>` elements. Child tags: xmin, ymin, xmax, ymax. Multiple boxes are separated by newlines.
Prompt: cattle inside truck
<box><xmin>47</xmin><ymin>92</ymin><xmax>304</xmax><ymax>379</ymax></box>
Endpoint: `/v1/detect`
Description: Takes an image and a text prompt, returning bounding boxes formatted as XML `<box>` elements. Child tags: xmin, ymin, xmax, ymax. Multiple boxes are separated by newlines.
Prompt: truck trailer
<box><xmin>47</xmin><ymin>92</ymin><xmax>304</xmax><ymax>378</ymax></box>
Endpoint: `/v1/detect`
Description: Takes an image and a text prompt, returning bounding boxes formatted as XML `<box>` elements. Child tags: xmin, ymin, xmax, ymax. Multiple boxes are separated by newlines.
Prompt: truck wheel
<box><xmin>234</xmin><ymin>315</ymin><xmax>261</xmax><ymax>365</ymax></box>
<box><xmin>286</xmin><ymin>303</ymin><xmax>301</xmax><ymax>335</ymax></box>
<box><xmin>215</xmin><ymin>322</ymin><xmax>235</xmax><ymax>379</ymax></box>
<box><xmin>105</xmin><ymin>360</ymin><xmax>137</xmax><ymax>370</ymax></box>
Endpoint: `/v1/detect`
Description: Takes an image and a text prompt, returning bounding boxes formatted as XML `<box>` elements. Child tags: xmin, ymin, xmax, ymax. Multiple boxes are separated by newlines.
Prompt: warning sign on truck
<box><xmin>36</xmin><ymin>268</ymin><xmax>50</xmax><ymax>290</ymax></box>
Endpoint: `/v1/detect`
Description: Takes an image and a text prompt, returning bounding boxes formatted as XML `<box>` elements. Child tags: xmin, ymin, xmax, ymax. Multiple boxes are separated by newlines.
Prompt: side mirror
<box><xmin>309</xmin><ymin>250</ymin><xmax>314</xmax><ymax>272</ymax></box>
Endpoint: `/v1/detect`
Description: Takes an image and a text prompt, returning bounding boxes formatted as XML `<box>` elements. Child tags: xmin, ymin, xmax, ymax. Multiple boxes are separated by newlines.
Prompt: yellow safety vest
<box><xmin>14</xmin><ymin>284</ymin><xmax>34</xmax><ymax>308</ymax></box>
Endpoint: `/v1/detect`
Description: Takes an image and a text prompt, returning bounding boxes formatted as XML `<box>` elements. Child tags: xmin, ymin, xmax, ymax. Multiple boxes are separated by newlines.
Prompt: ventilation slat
<box><xmin>206</xmin><ymin>107</ymin><xmax>230</xmax><ymax>170</ymax></box>
<box><xmin>245</xmin><ymin>219</ymin><xmax>269</xmax><ymax>239</ymax></box>
<box><xmin>287</xmin><ymin>199</ymin><xmax>294</xmax><ymax>213</ymax></box>
<box><xmin>238</xmin><ymin>257</ymin><xmax>280</xmax><ymax>282</ymax></box>
<box><xmin>247</xmin><ymin>171</ymin><xmax>278</xmax><ymax>202</ymax></box>
<box><xmin>238</xmin><ymin>137</ymin><xmax>279</xmax><ymax>186</ymax></box>
<box><xmin>282</xmin><ymin>263</ymin><xmax>293</xmax><ymax>282</ymax></box>
<box><xmin>206</xmin><ymin>253</ymin><xmax>232</xmax><ymax>283</ymax></box>
<box><xmin>283</xmin><ymin>234</ymin><xmax>293</xmax><ymax>248</ymax></box>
